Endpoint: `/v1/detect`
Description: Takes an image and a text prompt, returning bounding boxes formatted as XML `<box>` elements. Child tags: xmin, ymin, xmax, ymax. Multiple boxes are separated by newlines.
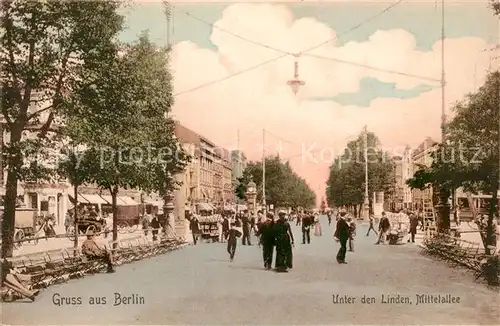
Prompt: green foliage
<box><xmin>326</xmin><ymin>131</ymin><xmax>394</xmax><ymax>209</ymax></box>
<box><xmin>56</xmin><ymin>33</ymin><xmax>189</xmax><ymax>244</ymax></box>
<box><xmin>242</xmin><ymin>156</ymin><xmax>316</xmax><ymax>208</ymax></box>
<box><xmin>234</xmin><ymin>178</ymin><xmax>246</xmax><ymax>200</ymax></box>
<box><xmin>407</xmin><ymin>71</ymin><xmax>499</xmax><ymax>241</ymax></box>
<box><xmin>1</xmin><ymin>0</ymin><xmax>124</xmax><ymax>257</ymax></box>
<box><xmin>408</xmin><ymin>72</ymin><xmax>499</xmax><ymax>196</ymax></box>
<box><xmin>61</xmin><ymin>33</ymin><xmax>188</xmax><ymax>195</ymax></box>
<box><xmin>492</xmin><ymin>0</ymin><xmax>500</xmax><ymax>16</ymax></box>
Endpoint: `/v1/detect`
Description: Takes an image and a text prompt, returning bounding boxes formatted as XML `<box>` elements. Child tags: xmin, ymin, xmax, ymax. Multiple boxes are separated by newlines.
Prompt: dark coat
<box><xmin>334</xmin><ymin>218</ymin><xmax>350</xmax><ymax>240</ymax></box>
<box><xmin>189</xmin><ymin>218</ymin><xmax>200</xmax><ymax>233</ymax></box>
<box><xmin>379</xmin><ymin>217</ymin><xmax>390</xmax><ymax>231</ymax></box>
<box><xmin>409</xmin><ymin>216</ymin><xmax>418</xmax><ymax>232</ymax></box>
<box><xmin>257</xmin><ymin>220</ymin><xmax>275</xmax><ymax>246</ymax></box>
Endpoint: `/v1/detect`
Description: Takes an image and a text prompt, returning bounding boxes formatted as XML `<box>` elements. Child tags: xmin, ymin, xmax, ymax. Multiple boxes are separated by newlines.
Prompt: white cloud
<box><xmin>169</xmin><ymin>3</ymin><xmax>498</xmax><ymax>201</ymax></box>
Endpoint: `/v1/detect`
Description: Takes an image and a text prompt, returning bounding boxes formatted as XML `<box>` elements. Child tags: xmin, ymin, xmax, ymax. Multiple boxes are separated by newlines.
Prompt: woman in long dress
<box><xmin>314</xmin><ymin>214</ymin><xmax>322</xmax><ymax>236</ymax></box>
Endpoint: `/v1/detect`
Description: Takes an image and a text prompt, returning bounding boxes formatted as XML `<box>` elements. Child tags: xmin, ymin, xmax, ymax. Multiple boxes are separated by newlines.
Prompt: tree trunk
<box><xmin>111</xmin><ymin>186</ymin><xmax>118</xmax><ymax>249</ymax></box>
<box><xmin>486</xmin><ymin>182</ymin><xmax>499</xmax><ymax>256</ymax></box>
<box><xmin>436</xmin><ymin>186</ymin><xmax>451</xmax><ymax>233</ymax></box>
<box><xmin>73</xmin><ymin>185</ymin><xmax>79</xmax><ymax>248</ymax></box>
<box><xmin>1</xmin><ymin>128</ymin><xmax>22</xmax><ymax>259</ymax></box>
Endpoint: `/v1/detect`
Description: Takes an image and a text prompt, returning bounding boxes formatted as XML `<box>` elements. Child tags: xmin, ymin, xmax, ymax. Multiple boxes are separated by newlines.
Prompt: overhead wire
<box><xmin>173</xmin><ymin>54</ymin><xmax>288</xmax><ymax>96</ymax></box>
<box><xmin>172</xmin><ymin>5</ymin><xmax>293</xmax><ymax>56</ymax></box>
<box><xmin>172</xmin><ymin>0</ymin><xmax>405</xmax><ymax>96</ymax></box>
<box><xmin>302</xmin><ymin>53</ymin><xmax>441</xmax><ymax>83</ymax></box>
<box><xmin>263</xmin><ymin>129</ymin><xmax>298</xmax><ymax>147</ymax></box>
<box><xmin>297</xmin><ymin>0</ymin><xmax>405</xmax><ymax>55</ymax></box>
<box><xmin>272</xmin><ymin>131</ymin><xmax>361</xmax><ymax>162</ymax></box>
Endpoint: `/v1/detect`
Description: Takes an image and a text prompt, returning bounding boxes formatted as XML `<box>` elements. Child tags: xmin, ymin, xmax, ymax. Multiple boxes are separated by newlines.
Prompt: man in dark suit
<box><xmin>302</xmin><ymin>213</ymin><xmax>313</xmax><ymax>244</ymax></box>
<box><xmin>227</xmin><ymin>220</ymin><xmax>242</xmax><ymax>262</ymax></box>
<box><xmin>334</xmin><ymin>211</ymin><xmax>350</xmax><ymax>264</ymax></box>
<box><xmin>241</xmin><ymin>214</ymin><xmax>252</xmax><ymax>245</ymax></box>
<box><xmin>408</xmin><ymin>213</ymin><xmax>419</xmax><ymax>243</ymax></box>
<box><xmin>256</xmin><ymin>213</ymin><xmax>275</xmax><ymax>270</ymax></box>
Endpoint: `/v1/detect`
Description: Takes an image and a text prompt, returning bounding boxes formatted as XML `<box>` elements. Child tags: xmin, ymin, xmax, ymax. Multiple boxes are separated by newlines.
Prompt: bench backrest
<box><xmin>45</xmin><ymin>249</ymin><xmax>66</xmax><ymax>263</ymax></box>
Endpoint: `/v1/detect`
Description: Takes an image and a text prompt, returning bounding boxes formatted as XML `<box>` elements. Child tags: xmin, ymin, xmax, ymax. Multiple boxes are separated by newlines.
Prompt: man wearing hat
<box><xmin>256</xmin><ymin>212</ymin><xmax>276</xmax><ymax>270</ymax></box>
<box><xmin>81</xmin><ymin>230</ymin><xmax>115</xmax><ymax>273</ymax></box>
<box><xmin>334</xmin><ymin>211</ymin><xmax>350</xmax><ymax>264</ymax></box>
<box><xmin>274</xmin><ymin>211</ymin><xmax>294</xmax><ymax>272</ymax></box>
<box><xmin>227</xmin><ymin>219</ymin><xmax>243</xmax><ymax>262</ymax></box>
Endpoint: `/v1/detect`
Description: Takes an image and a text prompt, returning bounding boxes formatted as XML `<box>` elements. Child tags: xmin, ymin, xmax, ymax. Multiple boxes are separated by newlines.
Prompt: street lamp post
<box><xmin>434</xmin><ymin>0</ymin><xmax>451</xmax><ymax>233</ymax></box>
<box><xmin>246</xmin><ymin>180</ymin><xmax>257</xmax><ymax>217</ymax></box>
<box><xmin>363</xmin><ymin>125</ymin><xmax>370</xmax><ymax>219</ymax></box>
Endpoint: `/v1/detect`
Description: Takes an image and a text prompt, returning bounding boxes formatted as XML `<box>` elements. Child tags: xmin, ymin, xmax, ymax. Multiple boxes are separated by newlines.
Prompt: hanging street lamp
<box><xmin>287</xmin><ymin>54</ymin><xmax>305</xmax><ymax>95</ymax></box>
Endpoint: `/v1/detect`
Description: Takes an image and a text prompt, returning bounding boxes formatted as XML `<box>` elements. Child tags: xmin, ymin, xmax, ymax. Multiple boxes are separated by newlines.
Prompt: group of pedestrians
<box><xmin>253</xmin><ymin>211</ymin><xmax>294</xmax><ymax>272</ymax></box>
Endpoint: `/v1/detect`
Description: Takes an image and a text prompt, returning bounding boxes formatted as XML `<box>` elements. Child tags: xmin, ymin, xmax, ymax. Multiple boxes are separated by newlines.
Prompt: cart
<box><xmin>198</xmin><ymin>216</ymin><xmax>221</xmax><ymax>242</ymax></box>
<box><xmin>76</xmin><ymin>216</ymin><xmax>107</xmax><ymax>234</ymax></box>
<box><xmin>0</xmin><ymin>207</ymin><xmax>39</xmax><ymax>248</ymax></box>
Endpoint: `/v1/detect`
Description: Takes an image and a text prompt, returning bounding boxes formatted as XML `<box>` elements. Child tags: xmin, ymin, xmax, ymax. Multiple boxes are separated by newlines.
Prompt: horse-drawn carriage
<box><xmin>0</xmin><ymin>207</ymin><xmax>39</xmax><ymax>244</ymax></box>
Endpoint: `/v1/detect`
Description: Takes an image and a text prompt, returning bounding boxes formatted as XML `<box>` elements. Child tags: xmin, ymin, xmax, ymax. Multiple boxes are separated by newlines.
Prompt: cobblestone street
<box><xmin>3</xmin><ymin>218</ymin><xmax>499</xmax><ymax>325</ymax></box>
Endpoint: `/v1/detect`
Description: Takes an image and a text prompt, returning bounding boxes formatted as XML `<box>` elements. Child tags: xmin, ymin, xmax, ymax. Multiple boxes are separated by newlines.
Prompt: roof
<box><xmin>174</xmin><ymin>122</ymin><xmax>200</xmax><ymax>146</ymax></box>
<box><xmin>412</xmin><ymin>137</ymin><xmax>438</xmax><ymax>158</ymax></box>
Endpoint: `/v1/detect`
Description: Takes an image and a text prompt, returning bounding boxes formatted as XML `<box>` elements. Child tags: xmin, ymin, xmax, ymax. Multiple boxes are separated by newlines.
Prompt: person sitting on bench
<box><xmin>81</xmin><ymin>230</ymin><xmax>115</xmax><ymax>273</ymax></box>
<box><xmin>1</xmin><ymin>259</ymin><xmax>40</xmax><ymax>301</ymax></box>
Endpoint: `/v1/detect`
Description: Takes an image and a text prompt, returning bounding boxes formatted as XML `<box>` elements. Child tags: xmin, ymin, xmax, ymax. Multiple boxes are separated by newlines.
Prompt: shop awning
<box><xmin>118</xmin><ymin>196</ymin><xmax>138</xmax><ymax>205</ymax></box>
<box><xmin>100</xmin><ymin>195</ymin><xmax>127</xmax><ymax>205</ymax></box>
<box><xmin>69</xmin><ymin>194</ymin><xmax>90</xmax><ymax>204</ymax></box>
<box><xmin>197</xmin><ymin>203</ymin><xmax>214</xmax><ymax>211</ymax></box>
<box><xmin>80</xmin><ymin>194</ymin><xmax>108</xmax><ymax>205</ymax></box>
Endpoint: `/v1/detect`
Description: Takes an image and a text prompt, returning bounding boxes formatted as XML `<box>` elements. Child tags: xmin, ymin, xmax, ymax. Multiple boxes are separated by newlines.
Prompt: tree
<box><xmin>61</xmin><ymin>33</ymin><xmax>188</xmax><ymax>246</ymax></box>
<box><xmin>492</xmin><ymin>0</ymin><xmax>500</xmax><ymax>16</ymax></box>
<box><xmin>326</xmin><ymin>130</ymin><xmax>394</xmax><ymax>216</ymax></box>
<box><xmin>242</xmin><ymin>155</ymin><xmax>316</xmax><ymax>209</ymax></box>
<box><xmin>57</xmin><ymin>147</ymin><xmax>92</xmax><ymax>248</ymax></box>
<box><xmin>234</xmin><ymin>177</ymin><xmax>246</xmax><ymax>201</ymax></box>
<box><xmin>1</xmin><ymin>0</ymin><xmax>124</xmax><ymax>258</ymax></box>
<box><xmin>407</xmin><ymin>72</ymin><xmax>499</xmax><ymax>249</ymax></box>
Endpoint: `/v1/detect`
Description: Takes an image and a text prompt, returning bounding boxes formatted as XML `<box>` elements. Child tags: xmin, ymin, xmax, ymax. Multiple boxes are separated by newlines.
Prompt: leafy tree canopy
<box><xmin>241</xmin><ymin>156</ymin><xmax>316</xmax><ymax>209</ymax></box>
<box><xmin>326</xmin><ymin>131</ymin><xmax>394</xmax><ymax>210</ymax></box>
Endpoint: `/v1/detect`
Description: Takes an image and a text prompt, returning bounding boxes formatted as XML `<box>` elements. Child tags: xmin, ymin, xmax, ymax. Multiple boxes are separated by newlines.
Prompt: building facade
<box><xmin>402</xmin><ymin>146</ymin><xmax>413</xmax><ymax>208</ymax></box>
<box><xmin>392</xmin><ymin>156</ymin><xmax>404</xmax><ymax>211</ymax></box>
<box><xmin>221</xmin><ymin>149</ymin><xmax>233</xmax><ymax>205</ymax></box>
<box><xmin>411</xmin><ymin>137</ymin><xmax>438</xmax><ymax>210</ymax></box>
<box><xmin>0</xmin><ymin>93</ymin><xmax>72</xmax><ymax>227</ymax></box>
<box><xmin>231</xmin><ymin>150</ymin><xmax>247</xmax><ymax>183</ymax></box>
<box><xmin>173</xmin><ymin>122</ymin><xmax>237</xmax><ymax>213</ymax></box>
<box><xmin>173</xmin><ymin>123</ymin><xmax>201</xmax><ymax>220</ymax></box>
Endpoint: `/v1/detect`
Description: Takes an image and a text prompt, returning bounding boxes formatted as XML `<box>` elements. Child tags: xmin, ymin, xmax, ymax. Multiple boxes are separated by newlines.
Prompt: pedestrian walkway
<box><xmin>3</xmin><ymin>216</ymin><xmax>498</xmax><ymax>325</ymax></box>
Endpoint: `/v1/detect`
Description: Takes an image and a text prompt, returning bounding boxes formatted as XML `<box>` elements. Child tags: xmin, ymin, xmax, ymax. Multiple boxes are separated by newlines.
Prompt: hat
<box><xmin>86</xmin><ymin>229</ymin><xmax>94</xmax><ymax>236</ymax></box>
<box><xmin>340</xmin><ymin>211</ymin><xmax>347</xmax><ymax>217</ymax></box>
<box><xmin>278</xmin><ymin>210</ymin><xmax>286</xmax><ymax>215</ymax></box>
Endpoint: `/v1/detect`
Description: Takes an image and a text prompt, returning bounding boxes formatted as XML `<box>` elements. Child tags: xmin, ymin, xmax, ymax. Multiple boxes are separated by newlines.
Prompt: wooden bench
<box><xmin>2</xmin><ymin>235</ymin><xmax>189</xmax><ymax>302</ymax></box>
<box><xmin>423</xmin><ymin>233</ymin><xmax>484</xmax><ymax>271</ymax></box>
<box><xmin>42</xmin><ymin>250</ymin><xmax>69</xmax><ymax>286</ymax></box>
